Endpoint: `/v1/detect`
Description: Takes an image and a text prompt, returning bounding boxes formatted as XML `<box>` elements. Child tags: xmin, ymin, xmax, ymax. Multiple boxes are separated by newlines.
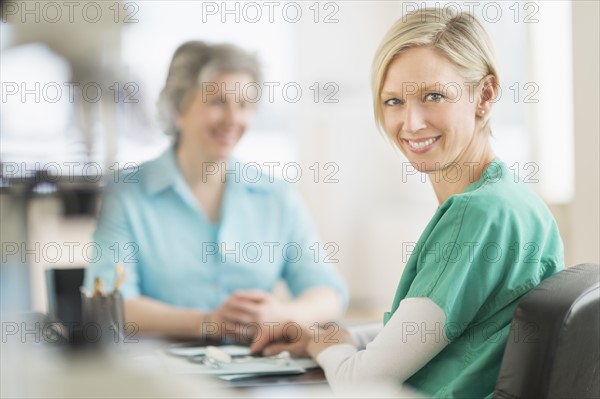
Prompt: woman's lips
<box><xmin>402</xmin><ymin>136</ymin><xmax>441</xmax><ymax>153</ymax></box>
<box><xmin>212</xmin><ymin>130</ymin><xmax>237</xmax><ymax>145</ymax></box>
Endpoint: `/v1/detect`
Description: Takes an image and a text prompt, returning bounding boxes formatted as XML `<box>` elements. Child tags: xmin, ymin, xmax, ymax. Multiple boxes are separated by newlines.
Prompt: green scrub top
<box><xmin>384</xmin><ymin>158</ymin><xmax>564</xmax><ymax>398</ymax></box>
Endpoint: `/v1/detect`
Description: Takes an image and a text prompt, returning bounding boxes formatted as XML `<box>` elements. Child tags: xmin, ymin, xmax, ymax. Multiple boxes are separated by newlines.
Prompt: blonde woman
<box><xmin>254</xmin><ymin>8</ymin><xmax>564</xmax><ymax>398</ymax></box>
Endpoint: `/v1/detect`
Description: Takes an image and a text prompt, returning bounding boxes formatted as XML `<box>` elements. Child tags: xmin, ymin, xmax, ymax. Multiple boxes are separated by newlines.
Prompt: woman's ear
<box><xmin>478</xmin><ymin>74</ymin><xmax>498</xmax><ymax>112</ymax></box>
<box><xmin>174</xmin><ymin>107</ymin><xmax>188</xmax><ymax>132</ymax></box>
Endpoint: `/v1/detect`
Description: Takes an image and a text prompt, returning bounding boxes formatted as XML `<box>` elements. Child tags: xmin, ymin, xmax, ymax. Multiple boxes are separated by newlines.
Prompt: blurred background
<box><xmin>1</xmin><ymin>0</ymin><xmax>598</xmax><ymax>319</ymax></box>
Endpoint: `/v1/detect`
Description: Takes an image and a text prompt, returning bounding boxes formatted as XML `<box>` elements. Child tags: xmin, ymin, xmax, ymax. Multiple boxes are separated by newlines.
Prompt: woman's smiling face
<box><xmin>177</xmin><ymin>72</ymin><xmax>255</xmax><ymax>162</ymax></box>
<box><xmin>381</xmin><ymin>46</ymin><xmax>488</xmax><ymax>173</ymax></box>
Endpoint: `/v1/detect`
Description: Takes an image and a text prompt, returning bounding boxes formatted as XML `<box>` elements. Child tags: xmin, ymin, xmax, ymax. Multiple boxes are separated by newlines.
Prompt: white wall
<box><xmin>569</xmin><ymin>1</ymin><xmax>600</xmax><ymax>266</ymax></box>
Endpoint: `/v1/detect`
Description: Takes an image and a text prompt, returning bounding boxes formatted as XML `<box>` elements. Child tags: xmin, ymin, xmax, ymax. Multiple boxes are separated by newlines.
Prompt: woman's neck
<box><xmin>429</xmin><ymin>143</ymin><xmax>496</xmax><ymax>206</ymax></box>
<box><xmin>175</xmin><ymin>141</ymin><xmax>225</xmax><ymax>190</ymax></box>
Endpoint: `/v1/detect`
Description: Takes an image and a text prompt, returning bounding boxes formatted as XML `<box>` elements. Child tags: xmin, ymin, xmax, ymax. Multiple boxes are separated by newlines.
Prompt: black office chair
<box><xmin>494</xmin><ymin>263</ymin><xmax>600</xmax><ymax>398</ymax></box>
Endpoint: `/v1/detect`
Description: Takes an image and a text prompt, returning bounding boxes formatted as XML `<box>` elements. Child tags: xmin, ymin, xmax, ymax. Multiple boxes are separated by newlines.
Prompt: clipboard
<box><xmin>165</xmin><ymin>344</ymin><xmax>251</xmax><ymax>358</ymax></box>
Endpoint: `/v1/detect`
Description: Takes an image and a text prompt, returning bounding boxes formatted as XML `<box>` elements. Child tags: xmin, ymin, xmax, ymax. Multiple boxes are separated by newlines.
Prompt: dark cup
<box><xmin>81</xmin><ymin>291</ymin><xmax>125</xmax><ymax>347</ymax></box>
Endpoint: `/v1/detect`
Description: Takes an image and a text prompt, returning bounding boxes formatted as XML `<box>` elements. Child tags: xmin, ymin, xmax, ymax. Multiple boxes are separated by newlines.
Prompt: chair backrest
<box><xmin>494</xmin><ymin>263</ymin><xmax>600</xmax><ymax>398</ymax></box>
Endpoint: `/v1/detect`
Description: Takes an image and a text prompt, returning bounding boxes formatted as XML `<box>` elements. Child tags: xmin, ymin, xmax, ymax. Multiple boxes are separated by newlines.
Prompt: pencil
<box><xmin>92</xmin><ymin>277</ymin><xmax>104</xmax><ymax>297</ymax></box>
<box><xmin>113</xmin><ymin>263</ymin><xmax>127</xmax><ymax>292</ymax></box>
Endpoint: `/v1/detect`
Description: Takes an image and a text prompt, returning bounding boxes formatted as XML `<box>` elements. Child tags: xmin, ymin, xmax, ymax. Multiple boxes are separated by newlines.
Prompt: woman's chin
<box><xmin>209</xmin><ymin>153</ymin><xmax>232</xmax><ymax>163</ymax></box>
<box><xmin>408</xmin><ymin>160</ymin><xmax>442</xmax><ymax>175</ymax></box>
<box><xmin>400</xmin><ymin>154</ymin><xmax>436</xmax><ymax>173</ymax></box>
<box><xmin>202</xmin><ymin>144</ymin><xmax>235</xmax><ymax>162</ymax></box>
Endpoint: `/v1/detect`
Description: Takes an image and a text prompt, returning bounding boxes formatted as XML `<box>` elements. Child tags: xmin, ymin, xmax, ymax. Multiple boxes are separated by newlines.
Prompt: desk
<box><xmin>123</xmin><ymin>336</ymin><xmax>330</xmax><ymax>393</ymax></box>
<box><xmin>0</xmin><ymin>320</ymin><xmax>333</xmax><ymax>398</ymax></box>
<box><xmin>1</xmin><ymin>314</ymin><xmax>424</xmax><ymax>398</ymax></box>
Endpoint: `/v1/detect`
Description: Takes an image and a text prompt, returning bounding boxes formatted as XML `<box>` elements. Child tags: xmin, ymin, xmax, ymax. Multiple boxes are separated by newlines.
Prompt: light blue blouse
<box><xmin>84</xmin><ymin>147</ymin><xmax>347</xmax><ymax>311</ymax></box>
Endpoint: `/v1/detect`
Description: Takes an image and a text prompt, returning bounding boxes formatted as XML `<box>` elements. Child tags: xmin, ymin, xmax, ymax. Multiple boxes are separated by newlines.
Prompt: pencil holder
<box><xmin>81</xmin><ymin>291</ymin><xmax>125</xmax><ymax>347</ymax></box>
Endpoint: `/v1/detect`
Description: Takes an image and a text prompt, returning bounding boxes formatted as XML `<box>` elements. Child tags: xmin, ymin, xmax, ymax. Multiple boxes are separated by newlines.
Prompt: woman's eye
<box><xmin>424</xmin><ymin>93</ymin><xmax>443</xmax><ymax>102</ymax></box>
<box><xmin>384</xmin><ymin>98</ymin><xmax>403</xmax><ymax>106</ymax></box>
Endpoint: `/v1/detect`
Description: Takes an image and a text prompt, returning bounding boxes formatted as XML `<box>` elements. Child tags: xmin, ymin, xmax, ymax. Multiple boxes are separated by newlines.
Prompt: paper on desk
<box><xmin>165</xmin><ymin>345</ymin><xmax>251</xmax><ymax>358</ymax></box>
<box><xmin>218</xmin><ymin>370</ymin><xmax>304</xmax><ymax>381</ymax></box>
<box><xmin>217</xmin><ymin>358</ymin><xmax>319</xmax><ymax>381</ymax></box>
<box><xmin>157</xmin><ymin>350</ymin><xmax>306</xmax><ymax>376</ymax></box>
<box><xmin>286</xmin><ymin>357</ymin><xmax>319</xmax><ymax>369</ymax></box>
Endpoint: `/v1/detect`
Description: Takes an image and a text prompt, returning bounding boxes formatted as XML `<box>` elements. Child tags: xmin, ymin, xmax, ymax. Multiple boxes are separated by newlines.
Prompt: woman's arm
<box><xmin>311</xmin><ymin>297</ymin><xmax>448</xmax><ymax>393</ymax></box>
<box><xmin>125</xmin><ymin>296</ymin><xmax>253</xmax><ymax>341</ymax></box>
<box><xmin>286</xmin><ymin>286</ymin><xmax>343</xmax><ymax>325</ymax></box>
<box><xmin>124</xmin><ymin>296</ymin><xmax>205</xmax><ymax>338</ymax></box>
<box><xmin>228</xmin><ymin>286</ymin><xmax>342</xmax><ymax>328</ymax></box>
<box><xmin>260</xmin><ymin>297</ymin><xmax>448</xmax><ymax>393</ymax></box>
<box><xmin>127</xmin><ymin>287</ymin><xmax>343</xmax><ymax>343</ymax></box>
<box><xmin>277</xmin><ymin>181</ymin><xmax>349</xmax><ymax>313</ymax></box>
<box><xmin>348</xmin><ymin>323</ymin><xmax>383</xmax><ymax>350</ymax></box>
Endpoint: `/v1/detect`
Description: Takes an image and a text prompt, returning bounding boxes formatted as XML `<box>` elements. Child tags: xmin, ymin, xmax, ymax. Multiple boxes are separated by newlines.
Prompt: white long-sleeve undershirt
<box><xmin>348</xmin><ymin>322</ymin><xmax>382</xmax><ymax>350</ymax></box>
<box><xmin>316</xmin><ymin>297</ymin><xmax>448</xmax><ymax>395</ymax></box>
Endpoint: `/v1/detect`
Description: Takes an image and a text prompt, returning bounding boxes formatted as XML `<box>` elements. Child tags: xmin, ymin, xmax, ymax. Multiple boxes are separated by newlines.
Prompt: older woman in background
<box><xmin>84</xmin><ymin>42</ymin><xmax>346</xmax><ymax>341</ymax></box>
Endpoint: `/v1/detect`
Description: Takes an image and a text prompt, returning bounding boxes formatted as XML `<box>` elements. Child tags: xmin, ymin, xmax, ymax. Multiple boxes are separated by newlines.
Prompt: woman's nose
<box><xmin>401</xmin><ymin>103</ymin><xmax>427</xmax><ymax>134</ymax></box>
<box><xmin>223</xmin><ymin>102</ymin><xmax>245</xmax><ymax>126</ymax></box>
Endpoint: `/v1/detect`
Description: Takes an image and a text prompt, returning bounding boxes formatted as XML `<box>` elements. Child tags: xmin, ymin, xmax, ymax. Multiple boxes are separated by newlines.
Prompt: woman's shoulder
<box><xmin>438</xmin><ymin>159</ymin><xmax>563</xmax><ymax>265</ymax></box>
<box><xmin>432</xmin><ymin>159</ymin><xmax>561</xmax><ymax>252</ymax></box>
<box><xmin>448</xmin><ymin>159</ymin><xmax>553</xmax><ymax>222</ymax></box>
<box><xmin>101</xmin><ymin>150</ymin><xmax>171</xmax><ymax>203</ymax></box>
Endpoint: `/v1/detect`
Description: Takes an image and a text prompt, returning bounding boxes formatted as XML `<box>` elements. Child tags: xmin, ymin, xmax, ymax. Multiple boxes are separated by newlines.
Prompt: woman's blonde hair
<box><xmin>371</xmin><ymin>7</ymin><xmax>500</xmax><ymax>132</ymax></box>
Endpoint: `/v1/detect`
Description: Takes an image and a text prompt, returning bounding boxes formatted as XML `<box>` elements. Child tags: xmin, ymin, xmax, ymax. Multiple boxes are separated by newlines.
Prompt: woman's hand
<box><xmin>306</xmin><ymin>324</ymin><xmax>355</xmax><ymax>359</ymax></box>
<box><xmin>258</xmin><ymin>323</ymin><xmax>355</xmax><ymax>359</ymax></box>
<box><xmin>201</xmin><ymin>304</ymin><xmax>253</xmax><ymax>343</ymax></box>
<box><xmin>216</xmin><ymin>289</ymin><xmax>346</xmax><ymax>351</ymax></box>
<box><xmin>207</xmin><ymin>290</ymin><xmax>289</xmax><ymax>345</ymax></box>
<box><xmin>222</xmin><ymin>290</ymin><xmax>288</xmax><ymax>325</ymax></box>
<box><xmin>260</xmin><ymin>324</ymin><xmax>312</xmax><ymax>357</ymax></box>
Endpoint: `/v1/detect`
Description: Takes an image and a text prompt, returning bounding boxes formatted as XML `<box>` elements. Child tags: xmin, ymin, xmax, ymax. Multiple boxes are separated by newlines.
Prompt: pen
<box><xmin>92</xmin><ymin>277</ymin><xmax>105</xmax><ymax>297</ymax></box>
<box><xmin>113</xmin><ymin>263</ymin><xmax>126</xmax><ymax>293</ymax></box>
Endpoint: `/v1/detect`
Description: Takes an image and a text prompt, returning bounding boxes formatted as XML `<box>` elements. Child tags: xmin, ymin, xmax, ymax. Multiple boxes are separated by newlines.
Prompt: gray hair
<box><xmin>157</xmin><ymin>41</ymin><xmax>262</xmax><ymax>139</ymax></box>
